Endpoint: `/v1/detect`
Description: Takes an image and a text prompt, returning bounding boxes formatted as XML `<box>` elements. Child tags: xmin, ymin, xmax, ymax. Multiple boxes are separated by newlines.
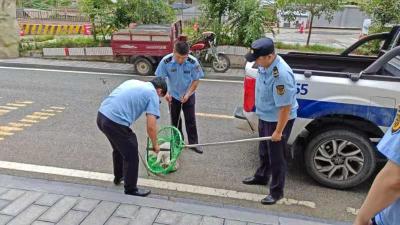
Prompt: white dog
<box><xmin>149</xmin><ymin>142</ymin><xmax>179</xmax><ymax>170</ymax></box>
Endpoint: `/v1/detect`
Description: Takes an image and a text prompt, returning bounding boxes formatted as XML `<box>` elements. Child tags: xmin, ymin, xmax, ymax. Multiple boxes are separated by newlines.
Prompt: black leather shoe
<box><xmin>190</xmin><ymin>147</ymin><xmax>203</xmax><ymax>154</ymax></box>
<box><xmin>113</xmin><ymin>177</ymin><xmax>124</xmax><ymax>185</ymax></box>
<box><xmin>124</xmin><ymin>188</ymin><xmax>151</xmax><ymax>197</ymax></box>
<box><xmin>242</xmin><ymin>176</ymin><xmax>268</xmax><ymax>185</ymax></box>
<box><xmin>261</xmin><ymin>195</ymin><xmax>283</xmax><ymax>205</ymax></box>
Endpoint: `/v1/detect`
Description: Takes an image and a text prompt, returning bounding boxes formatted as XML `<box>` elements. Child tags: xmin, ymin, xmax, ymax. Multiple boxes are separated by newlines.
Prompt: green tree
<box><xmin>277</xmin><ymin>0</ymin><xmax>342</xmax><ymax>46</ymax></box>
<box><xmin>114</xmin><ymin>0</ymin><xmax>175</xmax><ymax>27</ymax></box>
<box><xmin>201</xmin><ymin>0</ymin><xmax>236</xmax><ymax>24</ymax></box>
<box><xmin>359</xmin><ymin>0</ymin><xmax>400</xmax><ymax>28</ymax></box>
<box><xmin>18</xmin><ymin>0</ymin><xmax>72</xmax><ymax>9</ymax></box>
<box><xmin>229</xmin><ymin>0</ymin><xmax>276</xmax><ymax>46</ymax></box>
<box><xmin>79</xmin><ymin>0</ymin><xmax>115</xmax><ymax>41</ymax></box>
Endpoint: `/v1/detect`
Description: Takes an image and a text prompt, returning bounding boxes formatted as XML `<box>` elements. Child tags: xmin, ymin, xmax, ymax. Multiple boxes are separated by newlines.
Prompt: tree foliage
<box><xmin>359</xmin><ymin>0</ymin><xmax>400</xmax><ymax>28</ymax></box>
<box><xmin>200</xmin><ymin>0</ymin><xmax>276</xmax><ymax>47</ymax></box>
<box><xmin>114</xmin><ymin>0</ymin><xmax>175</xmax><ymax>27</ymax></box>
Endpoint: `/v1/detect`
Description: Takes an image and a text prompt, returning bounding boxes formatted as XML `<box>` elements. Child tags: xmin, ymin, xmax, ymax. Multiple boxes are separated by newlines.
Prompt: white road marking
<box><xmin>0</xmin><ymin>66</ymin><xmax>243</xmax><ymax>84</ymax></box>
<box><xmin>196</xmin><ymin>113</ymin><xmax>234</xmax><ymax>119</ymax></box>
<box><xmin>346</xmin><ymin>207</ymin><xmax>359</xmax><ymax>216</ymax></box>
<box><xmin>0</xmin><ymin>160</ymin><xmax>316</xmax><ymax>209</ymax></box>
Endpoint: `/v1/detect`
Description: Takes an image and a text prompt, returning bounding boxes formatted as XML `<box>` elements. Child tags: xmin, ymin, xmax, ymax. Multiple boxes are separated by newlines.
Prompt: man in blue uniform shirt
<box><xmin>155</xmin><ymin>41</ymin><xmax>205</xmax><ymax>154</ymax></box>
<box><xmin>242</xmin><ymin>37</ymin><xmax>298</xmax><ymax>205</ymax></box>
<box><xmin>354</xmin><ymin>107</ymin><xmax>400</xmax><ymax>225</ymax></box>
<box><xmin>97</xmin><ymin>77</ymin><xmax>167</xmax><ymax>197</ymax></box>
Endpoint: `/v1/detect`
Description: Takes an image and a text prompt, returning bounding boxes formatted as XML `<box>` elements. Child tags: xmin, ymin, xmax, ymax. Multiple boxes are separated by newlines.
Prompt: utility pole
<box><xmin>0</xmin><ymin>0</ymin><xmax>19</xmax><ymax>58</ymax></box>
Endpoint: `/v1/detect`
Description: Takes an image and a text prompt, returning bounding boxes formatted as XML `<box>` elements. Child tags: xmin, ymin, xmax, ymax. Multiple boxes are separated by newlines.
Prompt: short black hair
<box><xmin>150</xmin><ymin>77</ymin><xmax>168</xmax><ymax>96</ymax></box>
<box><xmin>174</xmin><ymin>41</ymin><xmax>190</xmax><ymax>55</ymax></box>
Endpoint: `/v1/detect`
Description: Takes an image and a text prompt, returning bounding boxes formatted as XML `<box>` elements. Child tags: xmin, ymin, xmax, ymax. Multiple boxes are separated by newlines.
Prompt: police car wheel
<box><xmin>134</xmin><ymin>58</ymin><xmax>154</xmax><ymax>76</ymax></box>
<box><xmin>212</xmin><ymin>54</ymin><xmax>230</xmax><ymax>73</ymax></box>
<box><xmin>305</xmin><ymin>127</ymin><xmax>376</xmax><ymax>189</ymax></box>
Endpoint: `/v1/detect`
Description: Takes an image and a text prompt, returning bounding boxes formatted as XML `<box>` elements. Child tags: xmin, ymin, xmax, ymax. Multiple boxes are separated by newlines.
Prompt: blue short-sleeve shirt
<box><xmin>255</xmin><ymin>55</ymin><xmax>298</xmax><ymax>122</ymax></box>
<box><xmin>375</xmin><ymin>110</ymin><xmax>400</xmax><ymax>225</ymax></box>
<box><xmin>98</xmin><ymin>80</ymin><xmax>160</xmax><ymax>127</ymax></box>
<box><xmin>155</xmin><ymin>53</ymin><xmax>204</xmax><ymax>100</ymax></box>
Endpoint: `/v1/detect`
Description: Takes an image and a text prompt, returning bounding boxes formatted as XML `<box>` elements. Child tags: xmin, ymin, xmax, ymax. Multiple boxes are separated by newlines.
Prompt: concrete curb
<box><xmin>0</xmin><ymin>62</ymin><xmax>244</xmax><ymax>81</ymax></box>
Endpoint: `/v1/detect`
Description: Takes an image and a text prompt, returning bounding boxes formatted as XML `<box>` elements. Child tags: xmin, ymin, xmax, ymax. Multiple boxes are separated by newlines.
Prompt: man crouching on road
<box><xmin>97</xmin><ymin>77</ymin><xmax>167</xmax><ymax>197</ymax></box>
<box><xmin>242</xmin><ymin>37</ymin><xmax>298</xmax><ymax>205</ymax></box>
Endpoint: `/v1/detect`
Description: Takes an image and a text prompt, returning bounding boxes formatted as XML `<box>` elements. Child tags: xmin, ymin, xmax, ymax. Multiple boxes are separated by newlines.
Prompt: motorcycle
<box><xmin>190</xmin><ymin>31</ymin><xmax>231</xmax><ymax>73</ymax></box>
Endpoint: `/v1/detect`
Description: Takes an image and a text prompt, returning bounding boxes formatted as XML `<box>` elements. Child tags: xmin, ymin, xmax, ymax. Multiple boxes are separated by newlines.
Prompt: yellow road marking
<box><xmin>6</xmin><ymin>103</ymin><xmax>26</xmax><ymax>107</ymax></box>
<box><xmin>196</xmin><ymin>113</ymin><xmax>234</xmax><ymax>119</ymax></box>
<box><xmin>20</xmin><ymin>119</ymin><xmax>39</xmax><ymax>123</ymax></box>
<box><xmin>0</xmin><ymin>138</ymin><xmax>3</xmax><ymax>141</ymax></box>
<box><xmin>0</xmin><ymin>109</ymin><xmax>10</xmax><ymax>113</ymax></box>
<box><xmin>0</xmin><ymin>106</ymin><xmax>17</xmax><ymax>110</ymax></box>
<box><xmin>50</xmin><ymin>106</ymin><xmax>65</xmax><ymax>110</ymax></box>
<box><xmin>0</xmin><ymin>131</ymin><xmax>14</xmax><ymax>136</ymax></box>
<box><xmin>26</xmin><ymin>115</ymin><xmax>49</xmax><ymax>120</ymax></box>
<box><xmin>34</xmin><ymin>112</ymin><xmax>55</xmax><ymax>116</ymax></box>
<box><xmin>41</xmin><ymin>109</ymin><xmax>55</xmax><ymax>112</ymax></box>
<box><xmin>9</xmin><ymin>122</ymin><xmax>32</xmax><ymax>127</ymax></box>
<box><xmin>0</xmin><ymin>126</ymin><xmax>23</xmax><ymax>132</ymax></box>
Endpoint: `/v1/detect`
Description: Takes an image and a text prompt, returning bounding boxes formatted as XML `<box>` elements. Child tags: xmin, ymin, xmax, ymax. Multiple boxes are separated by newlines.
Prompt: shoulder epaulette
<box><xmin>163</xmin><ymin>55</ymin><xmax>173</xmax><ymax>64</ymax></box>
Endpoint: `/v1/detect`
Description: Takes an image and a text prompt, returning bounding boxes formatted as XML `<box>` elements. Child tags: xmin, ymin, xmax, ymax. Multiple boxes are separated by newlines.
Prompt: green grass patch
<box><xmin>275</xmin><ymin>42</ymin><xmax>344</xmax><ymax>54</ymax></box>
<box><xmin>19</xmin><ymin>36</ymin><xmax>109</xmax><ymax>54</ymax></box>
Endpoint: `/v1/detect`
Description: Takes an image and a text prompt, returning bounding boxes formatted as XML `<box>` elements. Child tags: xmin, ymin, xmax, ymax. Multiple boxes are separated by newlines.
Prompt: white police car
<box><xmin>234</xmin><ymin>46</ymin><xmax>400</xmax><ymax>189</ymax></box>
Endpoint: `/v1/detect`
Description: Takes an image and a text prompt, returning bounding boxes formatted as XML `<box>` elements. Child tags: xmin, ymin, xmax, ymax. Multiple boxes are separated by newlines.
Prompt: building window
<box><xmin>185</xmin><ymin>0</ymin><xmax>193</xmax><ymax>4</ymax></box>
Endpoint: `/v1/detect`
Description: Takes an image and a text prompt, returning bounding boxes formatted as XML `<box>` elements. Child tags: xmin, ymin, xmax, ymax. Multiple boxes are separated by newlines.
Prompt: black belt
<box><xmin>372</xmin><ymin>217</ymin><xmax>378</xmax><ymax>225</ymax></box>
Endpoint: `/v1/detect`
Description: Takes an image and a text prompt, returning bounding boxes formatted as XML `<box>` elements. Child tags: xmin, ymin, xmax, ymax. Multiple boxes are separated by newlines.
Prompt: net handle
<box><xmin>184</xmin><ymin>136</ymin><xmax>273</xmax><ymax>148</ymax></box>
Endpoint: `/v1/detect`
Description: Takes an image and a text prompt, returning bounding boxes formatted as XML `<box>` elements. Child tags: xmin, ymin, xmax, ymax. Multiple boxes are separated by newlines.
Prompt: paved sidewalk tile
<box><xmin>0</xmin><ymin>189</ymin><xmax>25</xmax><ymax>201</ymax></box>
<box><xmin>200</xmin><ymin>216</ymin><xmax>224</xmax><ymax>225</ymax></box>
<box><xmin>177</xmin><ymin>213</ymin><xmax>202</xmax><ymax>225</ymax></box>
<box><xmin>0</xmin><ymin>191</ymin><xmax>42</xmax><ymax>216</ymax></box>
<box><xmin>7</xmin><ymin>205</ymin><xmax>48</xmax><ymax>225</ymax></box>
<box><xmin>0</xmin><ymin>200</ymin><xmax>10</xmax><ymax>210</ymax></box>
<box><xmin>32</xmin><ymin>221</ymin><xmax>55</xmax><ymax>225</ymax></box>
<box><xmin>155</xmin><ymin>210</ymin><xmax>183</xmax><ymax>224</ymax></box>
<box><xmin>279</xmin><ymin>217</ymin><xmax>332</xmax><ymax>225</ymax></box>
<box><xmin>56</xmin><ymin>210</ymin><xmax>88</xmax><ymax>225</ymax></box>
<box><xmin>130</xmin><ymin>207</ymin><xmax>159</xmax><ymax>225</ymax></box>
<box><xmin>73</xmin><ymin>198</ymin><xmax>99</xmax><ymax>212</ymax></box>
<box><xmin>0</xmin><ymin>188</ymin><xmax>7</xmax><ymax>196</ymax></box>
<box><xmin>0</xmin><ymin>214</ymin><xmax>12</xmax><ymax>225</ymax></box>
<box><xmin>35</xmin><ymin>194</ymin><xmax>63</xmax><ymax>207</ymax></box>
<box><xmin>224</xmin><ymin>220</ymin><xmax>247</xmax><ymax>225</ymax></box>
<box><xmin>80</xmin><ymin>201</ymin><xmax>119</xmax><ymax>225</ymax></box>
<box><xmin>39</xmin><ymin>196</ymin><xmax>78</xmax><ymax>223</ymax></box>
<box><xmin>105</xmin><ymin>217</ymin><xmax>130</xmax><ymax>225</ymax></box>
<box><xmin>114</xmin><ymin>204</ymin><xmax>139</xmax><ymax>219</ymax></box>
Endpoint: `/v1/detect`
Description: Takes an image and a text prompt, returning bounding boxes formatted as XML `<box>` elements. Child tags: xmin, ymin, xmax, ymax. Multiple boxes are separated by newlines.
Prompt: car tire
<box><xmin>305</xmin><ymin>127</ymin><xmax>376</xmax><ymax>189</ymax></box>
<box><xmin>134</xmin><ymin>57</ymin><xmax>154</xmax><ymax>76</ymax></box>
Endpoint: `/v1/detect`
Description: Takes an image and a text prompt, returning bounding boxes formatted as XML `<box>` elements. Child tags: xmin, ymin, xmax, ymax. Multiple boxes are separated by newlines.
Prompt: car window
<box><xmin>350</xmin><ymin>38</ymin><xmax>386</xmax><ymax>57</ymax></box>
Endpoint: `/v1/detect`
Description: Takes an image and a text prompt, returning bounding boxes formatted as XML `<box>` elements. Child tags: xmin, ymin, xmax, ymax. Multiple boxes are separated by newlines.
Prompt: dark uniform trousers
<box><xmin>255</xmin><ymin>119</ymin><xmax>295</xmax><ymax>199</ymax></box>
<box><xmin>170</xmin><ymin>94</ymin><xmax>198</xmax><ymax>145</ymax></box>
<box><xmin>97</xmin><ymin>112</ymin><xmax>138</xmax><ymax>192</ymax></box>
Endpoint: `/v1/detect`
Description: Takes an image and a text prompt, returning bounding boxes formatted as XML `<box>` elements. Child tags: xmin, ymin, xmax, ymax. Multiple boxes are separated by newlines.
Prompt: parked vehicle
<box><xmin>190</xmin><ymin>31</ymin><xmax>231</xmax><ymax>73</ymax></box>
<box><xmin>111</xmin><ymin>21</ymin><xmax>184</xmax><ymax>76</ymax></box>
<box><xmin>234</xmin><ymin>26</ymin><xmax>400</xmax><ymax>189</ymax></box>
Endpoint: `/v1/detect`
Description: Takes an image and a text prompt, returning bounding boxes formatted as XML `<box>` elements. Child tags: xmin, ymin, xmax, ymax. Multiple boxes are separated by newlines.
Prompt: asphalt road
<box><xmin>0</xmin><ymin>66</ymin><xmax>371</xmax><ymax>223</ymax></box>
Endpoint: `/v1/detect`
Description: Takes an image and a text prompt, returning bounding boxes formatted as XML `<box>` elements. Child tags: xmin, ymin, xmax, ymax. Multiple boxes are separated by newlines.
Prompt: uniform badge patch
<box><xmin>273</xmin><ymin>66</ymin><xmax>279</xmax><ymax>78</ymax></box>
<box><xmin>276</xmin><ymin>85</ymin><xmax>285</xmax><ymax>95</ymax></box>
<box><xmin>170</xmin><ymin>68</ymin><xmax>177</xmax><ymax>72</ymax></box>
<box><xmin>392</xmin><ymin>110</ymin><xmax>400</xmax><ymax>134</ymax></box>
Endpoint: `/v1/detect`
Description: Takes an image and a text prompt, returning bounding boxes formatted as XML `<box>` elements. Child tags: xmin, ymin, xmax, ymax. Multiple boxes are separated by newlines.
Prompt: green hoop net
<box><xmin>146</xmin><ymin>126</ymin><xmax>185</xmax><ymax>175</ymax></box>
